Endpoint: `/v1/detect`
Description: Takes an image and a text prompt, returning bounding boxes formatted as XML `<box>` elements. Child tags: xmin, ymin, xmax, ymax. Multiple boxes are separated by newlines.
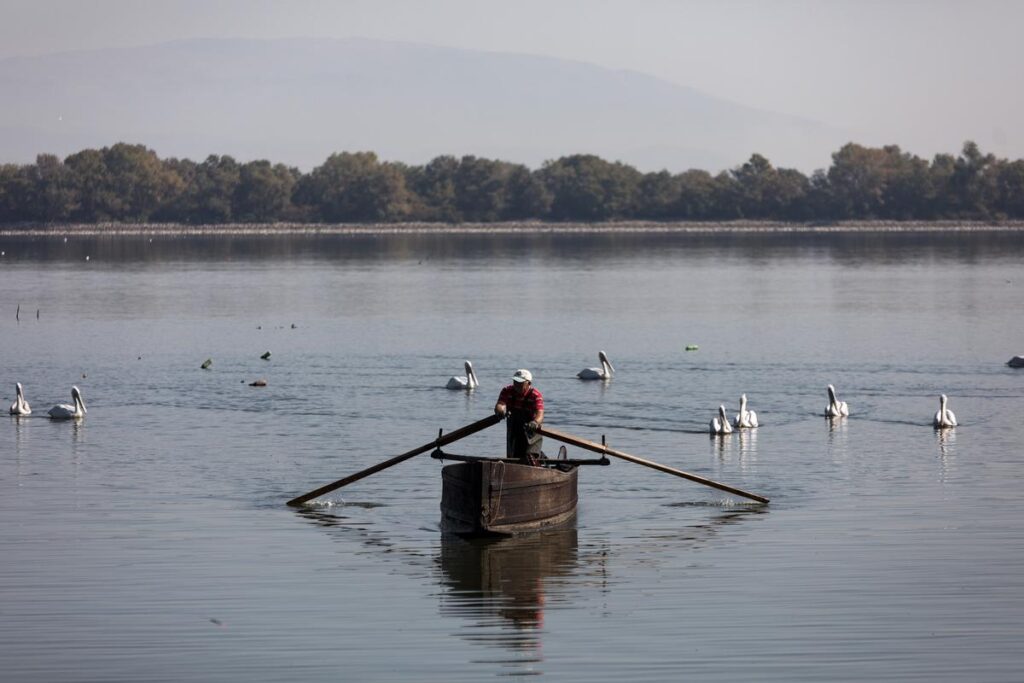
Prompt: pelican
<box><xmin>9</xmin><ymin>382</ymin><xmax>31</xmax><ymax>415</ymax></box>
<box><xmin>446</xmin><ymin>361</ymin><xmax>479</xmax><ymax>390</ymax></box>
<box><xmin>710</xmin><ymin>405</ymin><xmax>733</xmax><ymax>435</ymax></box>
<box><xmin>1008</xmin><ymin>355</ymin><xmax>1024</xmax><ymax>368</ymax></box>
<box><xmin>578</xmin><ymin>351</ymin><xmax>614</xmax><ymax>380</ymax></box>
<box><xmin>933</xmin><ymin>394</ymin><xmax>957</xmax><ymax>428</ymax></box>
<box><xmin>48</xmin><ymin>386</ymin><xmax>86</xmax><ymax>420</ymax></box>
<box><xmin>733</xmin><ymin>394</ymin><xmax>758</xmax><ymax>429</ymax></box>
<box><xmin>825</xmin><ymin>384</ymin><xmax>849</xmax><ymax>417</ymax></box>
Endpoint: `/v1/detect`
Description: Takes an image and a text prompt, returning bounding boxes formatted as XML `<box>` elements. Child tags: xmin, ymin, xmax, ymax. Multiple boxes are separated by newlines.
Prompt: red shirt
<box><xmin>497</xmin><ymin>384</ymin><xmax>544</xmax><ymax>417</ymax></box>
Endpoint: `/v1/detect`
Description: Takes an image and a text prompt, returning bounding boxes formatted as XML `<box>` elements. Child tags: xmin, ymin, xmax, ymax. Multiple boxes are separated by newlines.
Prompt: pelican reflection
<box><xmin>737</xmin><ymin>428</ymin><xmax>759</xmax><ymax>470</ymax></box>
<box><xmin>936</xmin><ymin>427</ymin><xmax>957</xmax><ymax>482</ymax></box>
<box><xmin>826</xmin><ymin>412</ymin><xmax>849</xmax><ymax>461</ymax></box>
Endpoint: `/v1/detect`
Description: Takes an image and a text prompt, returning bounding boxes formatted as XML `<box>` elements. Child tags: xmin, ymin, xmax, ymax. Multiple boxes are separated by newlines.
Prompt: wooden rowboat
<box><xmin>434</xmin><ymin>446</ymin><xmax>608</xmax><ymax>536</ymax></box>
<box><xmin>440</xmin><ymin>460</ymin><xmax>578</xmax><ymax>536</ymax></box>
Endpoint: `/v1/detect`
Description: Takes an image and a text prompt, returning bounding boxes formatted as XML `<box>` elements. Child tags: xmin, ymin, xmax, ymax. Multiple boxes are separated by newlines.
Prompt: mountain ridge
<box><xmin>0</xmin><ymin>37</ymin><xmax>845</xmax><ymax>172</ymax></box>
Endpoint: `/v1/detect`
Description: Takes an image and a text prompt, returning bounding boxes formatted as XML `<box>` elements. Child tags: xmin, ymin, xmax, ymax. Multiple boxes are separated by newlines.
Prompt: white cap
<box><xmin>512</xmin><ymin>368</ymin><xmax>533</xmax><ymax>383</ymax></box>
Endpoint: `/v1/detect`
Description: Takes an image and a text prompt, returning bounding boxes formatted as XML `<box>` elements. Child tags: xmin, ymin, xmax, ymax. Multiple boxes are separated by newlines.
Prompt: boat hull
<box><xmin>440</xmin><ymin>461</ymin><xmax>578</xmax><ymax>537</ymax></box>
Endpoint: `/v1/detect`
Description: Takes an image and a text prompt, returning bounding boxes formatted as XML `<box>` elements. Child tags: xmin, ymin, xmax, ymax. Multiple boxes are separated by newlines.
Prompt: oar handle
<box><xmin>286</xmin><ymin>413</ymin><xmax>502</xmax><ymax>507</ymax></box>
<box><xmin>536</xmin><ymin>425</ymin><xmax>769</xmax><ymax>504</ymax></box>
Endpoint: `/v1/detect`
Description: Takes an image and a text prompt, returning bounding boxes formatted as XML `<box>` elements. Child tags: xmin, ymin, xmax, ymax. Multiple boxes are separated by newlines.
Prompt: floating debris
<box><xmin>685</xmin><ymin>345</ymin><xmax>699</xmax><ymax>351</ymax></box>
<box><xmin>201</xmin><ymin>359</ymin><xmax>212</xmax><ymax>370</ymax></box>
<box><xmin>290</xmin><ymin>323</ymin><xmax>297</xmax><ymax>329</ymax></box>
<box><xmin>260</xmin><ymin>351</ymin><xmax>271</xmax><ymax>360</ymax></box>
<box><xmin>249</xmin><ymin>378</ymin><xmax>267</xmax><ymax>387</ymax></box>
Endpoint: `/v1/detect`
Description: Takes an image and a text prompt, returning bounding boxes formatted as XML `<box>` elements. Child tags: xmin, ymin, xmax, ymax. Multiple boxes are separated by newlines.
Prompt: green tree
<box><xmin>233</xmin><ymin>160</ymin><xmax>297</xmax><ymax>222</ymax></box>
<box><xmin>502</xmin><ymin>165</ymin><xmax>552</xmax><ymax>220</ymax></box>
<box><xmin>28</xmin><ymin>154</ymin><xmax>77</xmax><ymax>221</ymax></box>
<box><xmin>0</xmin><ymin>164</ymin><xmax>32</xmax><ymax>221</ymax></box>
<box><xmin>674</xmin><ymin>170</ymin><xmax>720</xmax><ymax>219</ymax></box>
<box><xmin>298</xmin><ymin>152</ymin><xmax>410</xmax><ymax>222</ymax></box>
<box><xmin>539</xmin><ymin>155</ymin><xmax>641</xmax><ymax>220</ymax></box>
<box><xmin>407</xmin><ymin>156</ymin><xmax>460</xmax><ymax>221</ymax></box>
<box><xmin>167</xmin><ymin>155</ymin><xmax>241</xmax><ymax>223</ymax></box>
<box><xmin>635</xmin><ymin>171</ymin><xmax>681</xmax><ymax>219</ymax></box>
<box><xmin>878</xmin><ymin>148</ymin><xmax>934</xmax><ymax>219</ymax></box>
<box><xmin>948</xmin><ymin>141</ymin><xmax>998</xmax><ymax>218</ymax></box>
<box><xmin>994</xmin><ymin>159</ymin><xmax>1024</xmax><ymax>218</ymax></box>
<box><xmin>64</xmin><ymin>148</ymin><xmax>113</xmax><ymax>221</ymax></box>
<box><xmin>826</xmin><ymin>143</ymin><xmax>890</xmax><ymax>218</ymax></box>
<box><xmin>101</xmin><ymin>143</ymin><xmax>182</xmax><ymax>220</ymax></box>
<box><xmin>453</xmin><ymin>156</ymin><xmax>508</xmax><ymax>222</ymax></box>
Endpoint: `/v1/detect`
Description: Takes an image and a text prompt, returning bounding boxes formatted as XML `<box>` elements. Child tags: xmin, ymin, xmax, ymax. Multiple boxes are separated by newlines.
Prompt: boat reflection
<box><xmin>293</xmin><ymin>499</ymin><xmax>766</xmax><ymax>676</ymax></box>
<box><xmin>436</xmin><ymin>528</ymin><xmax>579</xmax><ymax>671</ymax></box>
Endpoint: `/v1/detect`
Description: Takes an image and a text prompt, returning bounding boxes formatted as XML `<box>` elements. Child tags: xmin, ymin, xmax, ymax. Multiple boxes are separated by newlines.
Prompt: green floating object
<box><xmin>201</xmin><ymin>358</ymin><xmax>212</xmax><ymax>369</ymax></box>
<box><xmin>685</xmin><ymin>345</ymin><xmax>699</xmax><ymax>351</ymax></box>
<box><xmin>260</xmin><ymin>351</ymin><xmax>271</xmax><ymax>360</ymax></box>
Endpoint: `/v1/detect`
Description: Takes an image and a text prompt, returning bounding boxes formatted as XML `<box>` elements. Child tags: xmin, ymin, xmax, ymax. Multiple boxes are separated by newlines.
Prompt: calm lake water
<box><xmin>1</xmin><ymin>229</ymin><xmax>1023</xmax><ymax>681</ymax></box>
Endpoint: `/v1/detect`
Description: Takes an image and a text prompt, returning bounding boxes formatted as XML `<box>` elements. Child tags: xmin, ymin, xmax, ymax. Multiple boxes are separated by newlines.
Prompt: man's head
<box><xmin>512</xmin><ymin>368</ymin><xmax>532</xmax><ymax>393</ymax></box>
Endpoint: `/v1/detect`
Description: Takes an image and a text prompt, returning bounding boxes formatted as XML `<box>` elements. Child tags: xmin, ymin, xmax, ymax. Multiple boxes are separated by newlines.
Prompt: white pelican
<box><xmin>446</xmin><ymin>361</ymin><xmax>479</xmax><ymax>390</ymax></box>
<box><xmin>733</xmin><ymin>394</ymin><xmax>758</xmax><ymax>429</ymax></box>
<box><xmin>710</xmin><ymin>405</ymin><xmax>733</xmax><ymax>435</ymax></box>
<box><xmin>1008</xmin><ymin>355</ymin><xmax>1024</xmax><ymax>368</ymax></box>
<box><xmin>9</xmin><ymin>382</ymin><xmax>31</xmax><ymax>415</ymax></box>
<box><xmin>825</xmin><ymin>384</ymin><xmax>849</xmax><ymax>417</ymax></box>
<box><xmin>578</xmin><ymin>351</ymin><xmax>614</xmax><ymax>380</ymax></box>
<box><xmin>48</xmin><ymin>386</ymin><xmax>86</xmax><ymax>420</ymax></box>
<box><xmin>933</xmin><ymin>394</ymin><xmax>957</xmax><ymax>428</ymax></box>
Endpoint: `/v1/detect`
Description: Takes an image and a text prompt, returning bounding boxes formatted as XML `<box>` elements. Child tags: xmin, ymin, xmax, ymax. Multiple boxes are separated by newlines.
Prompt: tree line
<box><xmin>1</xmin><ymin>141</ymin><xmax>1022</xmax><ymax>225</ymax></box>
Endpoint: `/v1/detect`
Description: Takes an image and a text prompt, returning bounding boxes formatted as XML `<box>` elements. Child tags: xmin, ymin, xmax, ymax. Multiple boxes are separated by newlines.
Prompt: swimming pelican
<box><xmin>733</xmin><ymin>394</ymin><xmax>758</xmax><ymax>429</ymax></box>
<box><xmin>446</xmin><ymin>361</ymin><xmax>479</xmax><ymax>390</ymax></box>
<box><xmin>1008</xmin><ymin>355</ymin><xmax>1024</xmax><ymax>368</ymax></box>
<box><xmin>825</xmin><ymin>384</ymin><xmax>849</xmax><ymax>417</ymax></box>
<box><xmin>9</xmin><ymin>382</ymin><xmax>31</xmax><ymax>415</ymax></box>
<box><xmin>710</xmin><ymin>405</ymin><xmax>733</xmax><ymax>435</ymax></box>
<box><xmin>48</xmin><ymin>386</ymin><xmax>86</xmax><ymax>420</ymax></box>
<box><xmin>577</xmin><ymin>351</ymin><xmax>614</xmax><ymax>380</ymax></box>
<box><xmin>933</xmin><ymin>394</ymin><xmax>957</xmax><ymax>428</ymax></box>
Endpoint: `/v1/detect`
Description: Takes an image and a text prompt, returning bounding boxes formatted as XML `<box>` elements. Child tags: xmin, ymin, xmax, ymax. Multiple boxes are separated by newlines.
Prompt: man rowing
<box><xmin>494</xmin><ymin>368</ymin><xmax>544</xmax><ymax>465</ymax></box>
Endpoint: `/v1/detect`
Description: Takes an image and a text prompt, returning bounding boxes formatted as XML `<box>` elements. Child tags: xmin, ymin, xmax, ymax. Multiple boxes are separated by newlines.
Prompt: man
<box><xmin>494</xmin><ymin>368</ymin><xmax>544</xmax><ymax>464</ymax></box>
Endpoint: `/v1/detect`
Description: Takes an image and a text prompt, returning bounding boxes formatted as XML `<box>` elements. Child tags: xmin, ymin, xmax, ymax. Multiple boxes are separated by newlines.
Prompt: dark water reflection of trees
<box><xmin>1</xmin><ymin>230</ymin><xmax>1022</xmax><ymax>265</ymax></box>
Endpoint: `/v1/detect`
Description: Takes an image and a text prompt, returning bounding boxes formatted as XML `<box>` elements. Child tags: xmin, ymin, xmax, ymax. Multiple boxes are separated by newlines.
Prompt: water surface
<box><xmin>1</xmin><ymin>230</ymin><xmax>1023</xmax><ymax>681</ymax></box>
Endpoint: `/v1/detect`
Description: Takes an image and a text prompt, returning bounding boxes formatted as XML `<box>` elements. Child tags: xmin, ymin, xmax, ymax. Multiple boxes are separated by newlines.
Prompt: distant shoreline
<box><xmin>2</xmin><ymin>220</ymin><xmax>1024</xmax><ymax>237</ymax></box>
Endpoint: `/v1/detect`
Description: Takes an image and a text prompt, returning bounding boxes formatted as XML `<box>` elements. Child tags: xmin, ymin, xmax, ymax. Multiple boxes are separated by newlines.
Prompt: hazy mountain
<box><xmin>0</xmin><ymin>37</ymin><xmax>846</xmax><ymax>172</ymax></box>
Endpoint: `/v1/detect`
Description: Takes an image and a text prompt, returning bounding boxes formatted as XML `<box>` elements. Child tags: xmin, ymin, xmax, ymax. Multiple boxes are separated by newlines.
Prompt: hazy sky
<box><xmin>3</xmin><ymin>0</ymin><xmax>1022</xmax><ymax>160</ymax></box>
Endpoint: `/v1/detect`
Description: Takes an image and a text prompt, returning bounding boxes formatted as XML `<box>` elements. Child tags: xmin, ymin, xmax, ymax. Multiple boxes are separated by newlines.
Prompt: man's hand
<box><xmin>495</xmin><ymin>404</ymin><xmax>507</xmax><ymax>417</ymax></box>
<box><xmin>527</xmin><ymin>420</ymin><xmax>540</xmax><ymax>432</ymax></box>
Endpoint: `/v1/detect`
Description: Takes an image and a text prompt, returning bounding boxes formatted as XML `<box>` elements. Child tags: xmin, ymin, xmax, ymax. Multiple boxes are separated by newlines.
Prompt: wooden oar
<box><xmin>536</xmin><ymin>425</ymin><xmax>769</xmax><ymax>504</ymax></box>
<box><xmin>286</xmin><ymin>414</ymin><xmax>501</xmax><ymax>507</ymax></box>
